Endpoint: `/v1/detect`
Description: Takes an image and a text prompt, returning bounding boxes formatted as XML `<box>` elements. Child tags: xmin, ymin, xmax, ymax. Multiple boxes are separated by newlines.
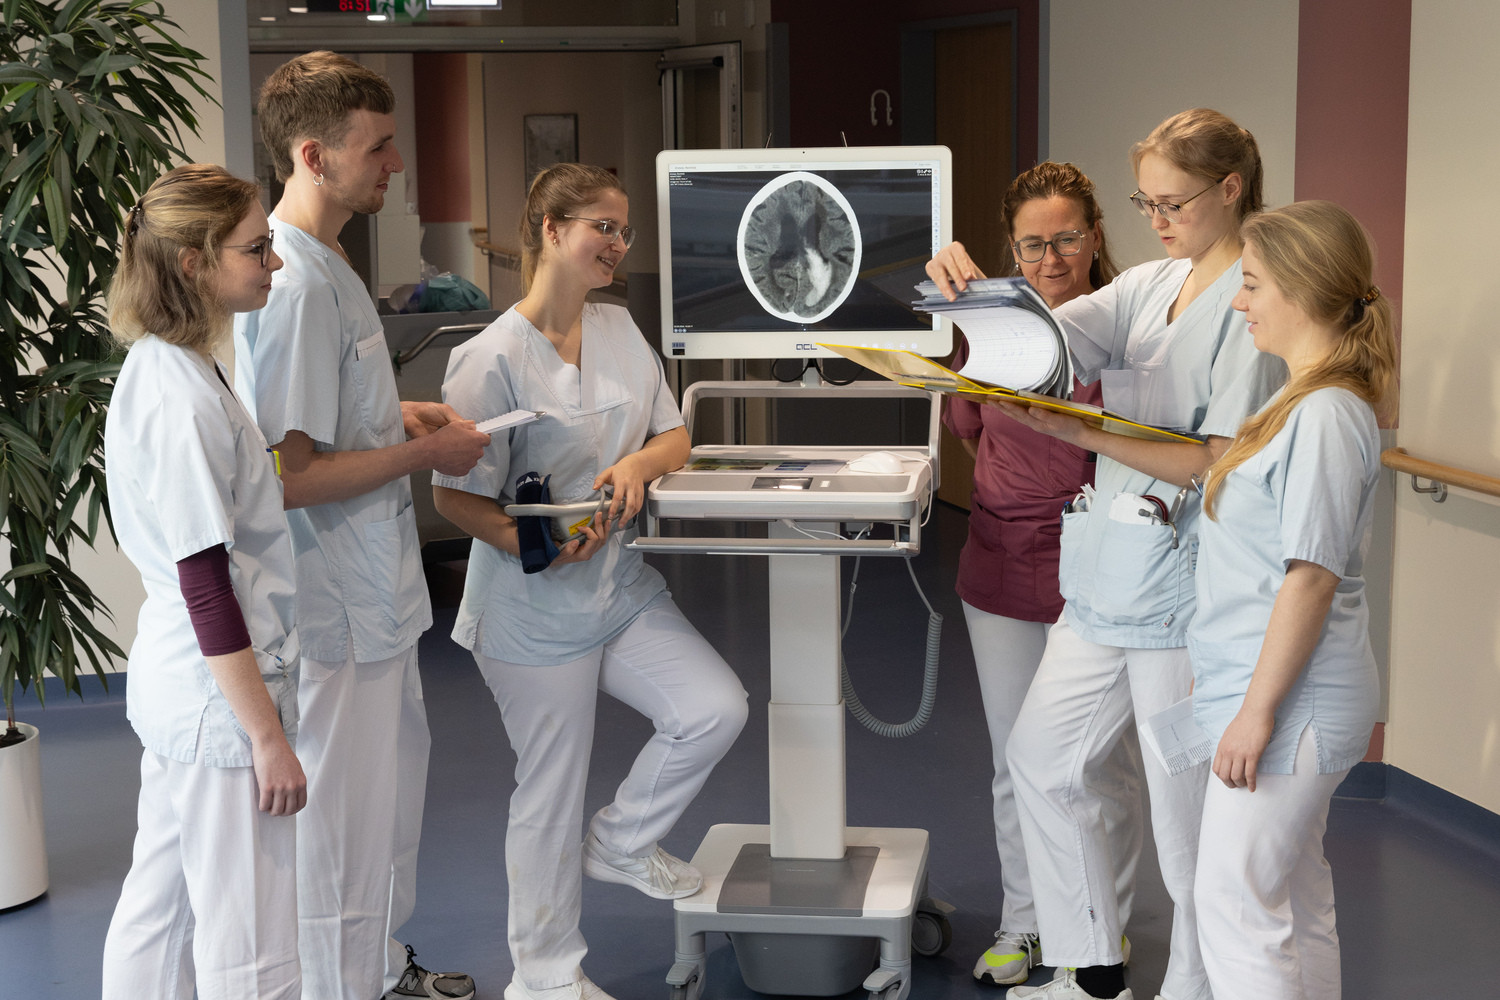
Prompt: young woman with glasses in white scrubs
<box><xmin>432</xmin><ymin>163</ymin><xmax>749</xmax><ymax>1000</ymax></box>
<box><xmin>928</xmin><ymin>162</ymin><xmax>1147</xmax><ymax>989</ymax></box>
<box><xmin>929</xmin><ymin>108</ymin><xmax>1286</xmax><ymax>1000</ymax></box>
<box><xmin>101</xmin><ymin>164</ymin><xmax>303</xmax><ymax>1000</ymax></box>
<box><xmin>1190</xmin><ymin>201</ymin><xmax>1392</xmax><ymax>1000</ymax></box>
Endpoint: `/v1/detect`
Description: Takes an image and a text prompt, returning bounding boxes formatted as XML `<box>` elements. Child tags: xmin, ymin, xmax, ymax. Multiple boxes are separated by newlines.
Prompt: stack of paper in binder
<box><xmin>819</xmin><ymin>278</ymin><xmax>1200</xmax><ymax>444</ymax></box>
<box><xmin>909</xmin><ymin>276</ymin><xmax>1074</xmax><ymax>398</ymax></box>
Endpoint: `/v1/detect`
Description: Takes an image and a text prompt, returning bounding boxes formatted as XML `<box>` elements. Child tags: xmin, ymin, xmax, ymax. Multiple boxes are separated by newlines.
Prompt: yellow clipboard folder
<box><xmin>818</xmin><ymin>342</ymin><xmax>1202</xmax><ymax>445</ymax></box>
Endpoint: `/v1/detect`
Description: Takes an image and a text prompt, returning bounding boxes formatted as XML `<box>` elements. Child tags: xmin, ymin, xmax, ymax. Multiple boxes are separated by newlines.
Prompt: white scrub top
<box><xmin>105</xmin><ymin>336</ymin><xmax>299</xmax><ymax>766</ymax></box>
<box><xmin>233</xmin><ymin>216</ymin><xmax>431</xmax><ymax>664</ymax></box>
<box><xmin>1189</xmin><ymin>387</ymin><xmax>1381</xmax><ymax>774</ymax></box>
<box><xmin>435</xmin><ymin>304</ymin><xmax>682</xmax><ymax>665</ymax></box>
<box><xmin>1053</xmin><ymin>257</ymin><xmax>1287</xmax><ymax>647</ymax></box>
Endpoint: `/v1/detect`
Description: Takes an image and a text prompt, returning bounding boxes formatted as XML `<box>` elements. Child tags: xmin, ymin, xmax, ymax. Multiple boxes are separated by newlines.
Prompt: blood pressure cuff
<box><xmin>513</xmin><ymin>471</ymin><xmax>561</xmax><ymax>574</ymax></box>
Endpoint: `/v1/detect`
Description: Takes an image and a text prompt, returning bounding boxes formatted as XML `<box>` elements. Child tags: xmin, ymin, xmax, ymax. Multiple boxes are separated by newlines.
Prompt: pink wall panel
<box><xmin>413</xmin><ymin>52</ymin><xmax>473</xmax><ymax>224</ymax></box>
<box><xmin>1294</xmin><ymin>0</ymin><xmax>1411</xmax><ymax>330</ymax></box>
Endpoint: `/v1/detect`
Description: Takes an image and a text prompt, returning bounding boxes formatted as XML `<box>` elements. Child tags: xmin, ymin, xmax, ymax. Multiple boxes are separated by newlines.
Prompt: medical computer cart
<box><xmin>632</xmin><ymin>376</ymin><xmax>953</xmax><ymax>1000</ymax></box>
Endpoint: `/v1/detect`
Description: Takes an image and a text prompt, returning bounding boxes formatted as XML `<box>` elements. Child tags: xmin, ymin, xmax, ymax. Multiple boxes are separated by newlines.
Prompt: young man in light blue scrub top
<box><xmin>233</xmin><ymin>51</ymin><xmax>491</xmax><ymax>1000</ymax></box>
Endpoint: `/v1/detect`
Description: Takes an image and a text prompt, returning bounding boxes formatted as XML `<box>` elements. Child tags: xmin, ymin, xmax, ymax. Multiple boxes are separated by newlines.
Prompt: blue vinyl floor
<box><xmin>4</xmin><ymin>502</ymin><xmax>1499</xmax><ymax>998</ymax></box>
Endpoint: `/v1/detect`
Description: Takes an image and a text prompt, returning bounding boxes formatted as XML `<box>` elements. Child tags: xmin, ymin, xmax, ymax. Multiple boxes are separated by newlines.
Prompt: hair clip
<box><xmin>1361</xmin><ymin>286</ymin><xmax>1380</xmax><ymax>305</ymax></box>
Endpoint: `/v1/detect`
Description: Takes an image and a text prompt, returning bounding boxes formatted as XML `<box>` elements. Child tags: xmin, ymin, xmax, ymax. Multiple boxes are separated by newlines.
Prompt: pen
<box><xmin>266</xmin><ymin>447</ymin><xmax>281</xmax><ymax>476</ymax></box>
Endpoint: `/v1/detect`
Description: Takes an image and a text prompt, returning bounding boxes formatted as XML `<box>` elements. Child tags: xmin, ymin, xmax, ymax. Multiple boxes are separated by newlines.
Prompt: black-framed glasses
<box><xmin>1129</xmin><ymin>175</ymin><xmax>1228</xmax><ymax>223</ymax></box>
<box><xmin>1012</xmin><ymin>230</ymin><xmax>1088</xmax><ymax>263</ymax></box>
<box><xmin>225</xmin><ymin>230</ymin><xmax>275</xmax><ymax>268</ymax></box>
<box><xmin>562</xmin><ymin>215</ymin><xmax>635</xmax><ymax>249</ymax></box>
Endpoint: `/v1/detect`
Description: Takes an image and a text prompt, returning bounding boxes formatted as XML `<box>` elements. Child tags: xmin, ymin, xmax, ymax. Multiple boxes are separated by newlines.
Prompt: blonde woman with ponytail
<box><xmin>1188</xmin><ymin>200</ymin><xmax>1395</xmax><ymax>1000</ymax></box>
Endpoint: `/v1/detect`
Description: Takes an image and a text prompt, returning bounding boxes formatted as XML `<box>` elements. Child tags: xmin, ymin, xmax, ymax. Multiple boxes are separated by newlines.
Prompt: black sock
<box><xmin>1073</xmin><ymin>963</ymin><xmax>1126</xmax><ymax>998</ymax></box>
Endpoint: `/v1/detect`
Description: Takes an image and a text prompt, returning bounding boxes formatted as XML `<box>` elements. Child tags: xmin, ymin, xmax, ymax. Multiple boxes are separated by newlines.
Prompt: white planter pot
<box><xmin>0</xmin><ymin>722</ymin><xmax>49</xmax><ymax>908</ymax></box>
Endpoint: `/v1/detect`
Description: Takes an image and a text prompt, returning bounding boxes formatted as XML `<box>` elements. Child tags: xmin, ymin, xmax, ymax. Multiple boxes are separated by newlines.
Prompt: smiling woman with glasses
<box><xmin>431</xmin><ymin>161</ymin><xmax>748</xmax><ymax>1000</ymax></box>
<box><xmin>929</xmin><ymin>110</ymin><xmax>1287</xmax><ymax>1000</ymax></box>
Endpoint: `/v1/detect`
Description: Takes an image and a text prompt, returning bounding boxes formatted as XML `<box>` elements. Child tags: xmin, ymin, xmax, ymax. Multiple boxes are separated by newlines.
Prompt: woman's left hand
<box><xmin>986</xmin><ymin>398</ymin><xmax>1092</xmax><ymax>447</ymax></box>
<box><xmin>1213</xmin><ymin>707</ymin><xmax>1275</xmax><ymax>791</ymax></box>
<box><xmin>551</xmin><ymin>512</ymin><xmax>612</xmax><ymax>565</ymax></box>
<box><xmin>595</xmin><ymin>454</ymin><xmax>648</xmax><ymax>527</ymax></box>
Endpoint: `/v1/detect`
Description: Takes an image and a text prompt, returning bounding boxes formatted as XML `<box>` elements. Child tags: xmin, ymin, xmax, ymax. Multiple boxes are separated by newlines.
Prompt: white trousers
<box><xmin>1008</xmin><ymin>618</ymin><xmax>1209</xmax><ymax>1000</ymax></box>
<box><xmin>963</xmin><ymin>603</ymin><xmax>1145</xmax><ymax>934</ymax></box>
<box><xmin>296</xmin><ymin>645</ymin><xmax>431</xmax><ymax>1000</ymax></box>
<box><xmin>476</xmin><ymin>593</ymin><xmax>749</xmax><ymax>989</ymax></box>
<box><xmin>101</xmin><ymin>750</ymin><xmax>300</xmax><ymax>1000</ymax></box>
<box><xmin>1196</xmin><ymin>727</ymin><xmax>1346</xmax><ymax>1000</ymax></box>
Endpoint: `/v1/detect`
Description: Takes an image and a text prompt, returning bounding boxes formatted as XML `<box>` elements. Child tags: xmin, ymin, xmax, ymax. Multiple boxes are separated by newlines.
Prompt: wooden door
<box><xmin>933</xmin><ymin>22</ymin><xmax>1015</xmax><ymax>510</ymax></box>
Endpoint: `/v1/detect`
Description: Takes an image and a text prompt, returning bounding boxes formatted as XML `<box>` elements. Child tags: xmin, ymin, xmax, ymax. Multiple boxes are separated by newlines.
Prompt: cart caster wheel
<box><xmin>666</xmin><ymin>960</ymin><xmax>702</xmax><ymax>1000</ymax></box>
<box><xmin>911</xmin><ymin>908</ymin><xmax>952</xmax><ymax>957</ymax></box>
<box><xmin>863</xmin><ymin>968</ymin><xmax>904</xmax><ymax>1000</ymax></box>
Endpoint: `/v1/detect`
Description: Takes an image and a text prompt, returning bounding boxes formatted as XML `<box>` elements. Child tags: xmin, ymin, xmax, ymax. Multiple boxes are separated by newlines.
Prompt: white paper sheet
<box><xmin>1141</xmin><ymin>696</ymin><xmax>1214</xmax><ymax>776</ymax></box>
<box><xmin>476</xmin><ymin>409</ymin><xmax>542</xmax><ymax>435</ymax></box>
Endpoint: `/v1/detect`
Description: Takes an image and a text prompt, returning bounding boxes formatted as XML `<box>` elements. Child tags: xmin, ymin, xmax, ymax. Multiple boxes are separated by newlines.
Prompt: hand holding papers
<box><xmin>820</xmin><ymin>278</ymin><xmax>1201</xmax><ymax>444</ymax></box>
<box><xmin>910</xmin><ymin>277</ymin><xmax>1073</xmax><ymax>396</ymax></box>
<box><xmin>476</xmin><ymin>409</ymin><xmax>543</xmax><ymax>435</ymax></box>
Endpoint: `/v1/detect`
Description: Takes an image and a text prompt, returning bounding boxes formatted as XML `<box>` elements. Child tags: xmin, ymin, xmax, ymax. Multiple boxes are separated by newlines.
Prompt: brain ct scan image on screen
<box><xmin>657</xmin><ymin>146</ymin><xmax>951</xmax><ymax>359</ymax></box>
<box><xmin>736</xmin><ymin>171</ymin><xmax>862</xmax><ymax>324</ymax></box>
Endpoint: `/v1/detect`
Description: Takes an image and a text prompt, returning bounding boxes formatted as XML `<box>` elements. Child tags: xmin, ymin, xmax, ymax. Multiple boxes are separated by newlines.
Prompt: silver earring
<box><xmin>1093</xmin><ymin>250</ymin><xmax>1099</xmax><ymax>260</ymax></box>
<box><xmin>314</xmin><ymin>173</ymin><xmax>324</xmax><ymax>187</ymax></box>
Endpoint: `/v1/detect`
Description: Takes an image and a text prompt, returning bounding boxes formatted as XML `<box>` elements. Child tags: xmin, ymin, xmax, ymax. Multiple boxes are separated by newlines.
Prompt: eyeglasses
<box><xmin>1129</xmin><ymin>176</ymin><xmax>1228</xmax><ymax>223</ymax></box>
<box><xmin>561</xmin><ymin>215</ymin><xmax>635</xmax><ymax>249</ymax></box>
<box><xmin>1012</xmin><ymin>230</ymin><xmax>1088</xmax><ymax>263</ymax></box>
<box><xmin>225</xmin><ymin>230</ymin><xmax>275</xmax><ymax>268</ymax></box>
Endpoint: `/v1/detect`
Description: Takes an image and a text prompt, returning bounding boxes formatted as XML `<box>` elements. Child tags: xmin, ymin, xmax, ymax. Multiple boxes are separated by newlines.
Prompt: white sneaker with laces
<box><xmin>582</xmin><ymin>834</ymin><xmax>702</xmax><ymax>899</ymax></box>
<box><xmin>1009</xmin><ymin>967</ymin><xmax>1133</xmax><ymax>1000</ymax></box>
<box><xmin>503</xmin><ymin>975</ymin><xmax>616</xmax><ymax>1000</ymax></box>
<box><xmin>972</xmin><ymin>929</ymin><xmax>1041</xmax><ymax>985</ymax></box>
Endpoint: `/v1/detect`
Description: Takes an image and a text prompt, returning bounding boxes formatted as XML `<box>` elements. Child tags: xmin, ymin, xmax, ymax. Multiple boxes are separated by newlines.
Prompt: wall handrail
<box><xmin>470</xmin><ymin>226</ymin><xmax>522</xmax><ymax>268</ymax></box>
<box><xmin>1382</xmin><ymin>447</ymin><xmax>1500</xmax><ymax>503</ymax></box>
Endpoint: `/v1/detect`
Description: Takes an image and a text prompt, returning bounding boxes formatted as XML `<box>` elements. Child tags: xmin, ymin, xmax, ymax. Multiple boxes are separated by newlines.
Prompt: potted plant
<box><xmin>0</xmin><ymin>0</ymin><xmax>211</xmax><ymax>907</ymax></box>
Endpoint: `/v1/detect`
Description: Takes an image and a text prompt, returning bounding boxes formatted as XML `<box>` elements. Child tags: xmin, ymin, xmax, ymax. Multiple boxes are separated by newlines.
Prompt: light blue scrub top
<box><xmin>1189</xmin><ymin>387</ymin><xmax>1381</xmax><ymax>774</ymax></box>
<box><xmin>105</xmin><ymin>336</ymin><xmax>299</xmax><ymax>766</ymax></box>
<box><xmin>1054</xmin><ymin>257</ymin><xmax>1287</xmax><ymax>648</ymax></box>
<box><xmin>233</xmin><ymin>216</ymin><xmax>432</xmax><ymax>664</ymax></box>
<box><xmin>435</xmin><ymin>304</ymin><xmax>683</xmax><ymax>666</ymax></box>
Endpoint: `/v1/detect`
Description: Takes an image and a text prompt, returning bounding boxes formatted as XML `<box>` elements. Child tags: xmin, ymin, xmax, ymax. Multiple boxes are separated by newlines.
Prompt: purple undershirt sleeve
<box><xmin>176</xmin><ymin>544</ymin><xmax>252</xmax><ymax>657</ymax></box>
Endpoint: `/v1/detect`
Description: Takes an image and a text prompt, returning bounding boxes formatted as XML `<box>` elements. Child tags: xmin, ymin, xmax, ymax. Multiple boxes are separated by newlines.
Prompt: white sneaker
<box><xmin>973</xmin><ymin>929</ymin><xmax>1041</xmax><ymax>985</ymax></box>
<box><xmin>582</xmin><ymin>834</ymin><xmax>702</xmax><ymax>899</ymax></box>
<box><xmin>1010</xmin><ymin>967</ymin><xmax>1133</xmax><ymax>1000</ymax></box>
<box><xmin>504</xmin><ymin>974</ymin><xmax>616</xmax><ymax>1000</ymax></box>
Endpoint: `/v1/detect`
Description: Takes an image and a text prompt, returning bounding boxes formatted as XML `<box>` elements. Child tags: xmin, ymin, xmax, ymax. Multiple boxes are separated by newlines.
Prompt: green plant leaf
<box><xmin>3</xmin><ymin>0</ymin><xmax>206</xmax><ymax>711</ymax></box>
<box><xmin>1</xmin><ymin>563</ymin><xmax>52</xmax><ymax>583</ymax></box>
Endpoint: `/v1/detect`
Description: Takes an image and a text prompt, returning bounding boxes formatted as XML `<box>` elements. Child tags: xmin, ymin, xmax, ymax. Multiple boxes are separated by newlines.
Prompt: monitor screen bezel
<box><xmin>654</xmin><ymin>145</ymin><xmax>954</xmax><ymax>361</ymax></box>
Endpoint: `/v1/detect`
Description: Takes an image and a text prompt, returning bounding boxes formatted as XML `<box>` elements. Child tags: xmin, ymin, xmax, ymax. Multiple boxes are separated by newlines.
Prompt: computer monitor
<box><xmin>655</xmin><ymin>146</ymin><xmax>953</xmax><ymax>361</ymax></box>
